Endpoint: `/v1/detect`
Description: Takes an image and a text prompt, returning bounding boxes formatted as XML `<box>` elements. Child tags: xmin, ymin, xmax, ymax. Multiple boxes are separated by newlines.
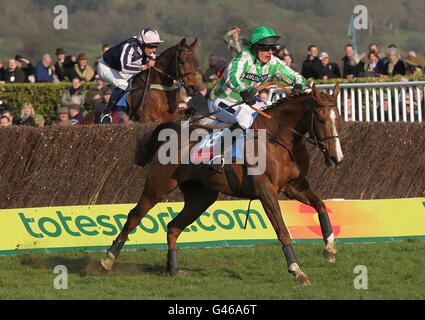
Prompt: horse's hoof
<box><xmin>100</xmin><ymin>257</ymin><xmax>114</xmax><ymax>271</ymax></box>
<box><xmin>323</xmin><ymin>247</ymin><xmax>337</xmax><ymax>264</ymax></box>
<box><xmin>168</xmin><ymin>268</ymin><xmax>179</xmax><ymax>276</ymax></box>
<box><xmin>295</xmin><ymin>274</ymin><xmax>311</xmax><ymax>286</ymax></box>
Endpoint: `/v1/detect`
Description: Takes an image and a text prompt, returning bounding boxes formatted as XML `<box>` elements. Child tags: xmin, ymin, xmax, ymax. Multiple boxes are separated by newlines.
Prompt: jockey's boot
<box><xmin>100</xmin><ymin>87</ymin><xmax>125</xmax><ymax>124</ymax></box>
<box><xmin>207</xmin><ymin>122</ymin><xmax>243</xmax><ymax>174</ymax></box>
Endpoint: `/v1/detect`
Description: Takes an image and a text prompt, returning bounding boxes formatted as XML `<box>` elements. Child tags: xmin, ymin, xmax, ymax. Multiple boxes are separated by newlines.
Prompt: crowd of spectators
<box><xmin>0</xmin><ymin>26</ymin><xmax>424</xmax><ymax>127</ymax></box>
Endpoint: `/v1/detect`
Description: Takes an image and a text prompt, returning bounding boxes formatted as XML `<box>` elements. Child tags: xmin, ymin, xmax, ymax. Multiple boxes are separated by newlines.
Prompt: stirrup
<box><xmin>208</xmin><ymin>155</ymin><xmax>224</xmax><ymax>173</ymax></box>
<box><xmin>100</xmin><ymin>113</ymin><xmax>112</xmax><ymax>124</ymax></box>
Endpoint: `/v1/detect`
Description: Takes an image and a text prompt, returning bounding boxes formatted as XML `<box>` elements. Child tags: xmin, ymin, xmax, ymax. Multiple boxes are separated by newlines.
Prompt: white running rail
<box><xmin>267</xmin><ymin>81</ymin><xmax>425</xmax><ymax>123</ymax></box>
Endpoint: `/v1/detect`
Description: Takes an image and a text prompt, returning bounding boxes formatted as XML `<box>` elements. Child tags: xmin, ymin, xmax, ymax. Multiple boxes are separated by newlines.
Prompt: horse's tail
<box><xmin>136</xmin><ymin>122</ymin><xmax>182</xmax><ymax>167</ymax></box>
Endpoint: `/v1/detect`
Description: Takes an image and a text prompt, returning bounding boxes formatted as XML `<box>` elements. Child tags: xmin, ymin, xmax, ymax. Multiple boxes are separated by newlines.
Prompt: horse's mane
<box><xmin>266</xmin><ymin>93</ymin><xmax>313</xmax><ymax>112</ymax></box>
<box><xmin>156</xmin><ymin>41</ymin><xmax>193</xmax><ymax>62</ymax></box>
<box><xmin>157</xmin><ymin>44</ymin><xmax>179</xmax><ymax>62</ymax></box>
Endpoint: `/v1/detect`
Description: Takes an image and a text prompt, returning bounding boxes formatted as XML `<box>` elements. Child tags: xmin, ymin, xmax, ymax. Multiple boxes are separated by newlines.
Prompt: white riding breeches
<box><xmin>209</xmin><ymin>98</ymin><xmax>267</xmax><ymax>129</ymax></box>
<box><xmin>97</xmin><ymin>58</ymin><xmax>133</xmax><ymax>91</ymax></box>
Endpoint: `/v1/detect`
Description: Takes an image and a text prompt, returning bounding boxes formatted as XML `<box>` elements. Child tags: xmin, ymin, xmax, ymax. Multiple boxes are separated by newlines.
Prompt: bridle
<box><xmin>309</xmin><ymin>103</ymin><xmax>341</xmax><ymax>153</ymax></box>
<box><xmin>132</xmin><ymin>46</ymin><xmax>198</xmax><ymax>116</ymax></box>
<box><xmin>152</xmin><ymin>46</ymin><xmax>197</xmax><ymax>90</ymax></box>
<box><xmin>258</xmin><ymin>100</ymin><xmax>340</xmax><ymax>157</ymax></box>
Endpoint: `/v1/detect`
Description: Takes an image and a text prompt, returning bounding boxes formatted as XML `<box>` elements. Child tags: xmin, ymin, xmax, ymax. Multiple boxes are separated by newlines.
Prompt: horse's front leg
<box><xmin>258</xmin><ymin>182</ymin><xmax>311</xmax><ymax>285</ymax></box>
<box><xmin>283</xmin><ymin>178</ymin><xmax>336</xmax><ymax>263</ymax></box>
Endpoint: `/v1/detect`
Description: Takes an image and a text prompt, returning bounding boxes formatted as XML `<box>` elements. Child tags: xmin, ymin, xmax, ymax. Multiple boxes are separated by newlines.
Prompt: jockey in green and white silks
<box><xmin>210</xmin><ymin>26</ymin><xmax>306</xmax><ymax>129</ymax></box>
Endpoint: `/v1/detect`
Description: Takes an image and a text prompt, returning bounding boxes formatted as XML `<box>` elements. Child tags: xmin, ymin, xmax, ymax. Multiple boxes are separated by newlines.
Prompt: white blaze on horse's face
<box><xmin>330</xmin><ymin>108</ymin><xmax>344</xmax><ymax>163</ymax></box>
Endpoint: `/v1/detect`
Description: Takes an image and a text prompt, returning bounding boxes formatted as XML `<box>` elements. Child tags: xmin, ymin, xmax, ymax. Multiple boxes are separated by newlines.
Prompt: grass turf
<box><xmin>0</xmin><ymin>239</ymin><xmax>424</xmax><ymax>300</ymax></box>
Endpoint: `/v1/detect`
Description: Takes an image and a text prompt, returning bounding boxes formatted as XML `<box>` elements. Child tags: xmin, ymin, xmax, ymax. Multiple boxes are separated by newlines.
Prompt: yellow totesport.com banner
<box><xmin>1</xmin><ymin>198</ymin><xmax>425</xmax><ymax>255</ymax></box>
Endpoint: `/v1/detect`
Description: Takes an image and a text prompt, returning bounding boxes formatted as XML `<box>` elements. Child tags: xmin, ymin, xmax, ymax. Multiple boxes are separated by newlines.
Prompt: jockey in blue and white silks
<box><xmin>97</xmin><ymin>28</ymin><xmax>164</xmax><ymax>123</ymax></box>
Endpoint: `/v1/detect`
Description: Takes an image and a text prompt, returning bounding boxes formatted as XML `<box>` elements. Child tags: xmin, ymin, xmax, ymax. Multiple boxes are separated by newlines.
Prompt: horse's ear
<box><xmin>312</xmin><ymin>84</ymin><xmax>321</xmax><ymax>102</ymax></box>
<box><xmin>190</xmin><ymin>38</ymin><xmax>198</xmax><ymax>49</ymax></box>
<box><xmin>179</xmin><ymin>38</ymin><xmax>187</xmax><ymax>47</ymax></box>
<box><xmin>333</xmin><ymin>82</ymin><xmax>340</xmax><ymax>98</ymax></box>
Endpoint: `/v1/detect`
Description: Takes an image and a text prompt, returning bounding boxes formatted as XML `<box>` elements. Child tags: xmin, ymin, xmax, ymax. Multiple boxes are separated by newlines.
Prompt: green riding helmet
<box><xmin>250</xmin><ymin>26</ymin><xmax>281</xmax><ymax>46</ymax></box>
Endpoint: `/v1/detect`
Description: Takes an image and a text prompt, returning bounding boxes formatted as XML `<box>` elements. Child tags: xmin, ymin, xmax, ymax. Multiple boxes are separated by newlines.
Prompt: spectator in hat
<box><xmin>15</xmin><ymin>55</ymin><xmax>35</xmax><ymax>82</ymax></box>
<box><xmin>302</xmin><ymin>45</ymin><xmax>322</xmax><ymax>80</ymax></box>
<box><xmin>94</xmin><ymin>88</ymin><xmax>112</xmax><ymax>123</ymax></box>
<box><xmin>318</xmin><ymin>52</ymin><xmax>341</xmax><ymax>79</ymax></box>
<box><xmin>224</xmin><ymin>26</ymin><xmax>248</xmax><ymax>58</ymax></box>
<box><xmin>405</xmin><ymin>51</ymin><xmax>423</xmax><ymax>76</ymax></box>
<box><xmin>54</xmin><ymin>48</ymin><xmax>76</xmax><ymax>82</ymax></box>
<box><xmin>54</xmin><ymin>107</ymin><xmax>70</xmax><ymax>126</ymax></box>
<box><xmin>34</xmin><ymin>54</ymin><xmax>54</xmax><ymax>83</ymax></box>
<box><xmin>15</xmin><ymin>102</ymin><xmax>36</xmax><ymax>127</ymax></box>
<box><xmin>73</xmin><ymin>53</ymin><xmax>95</xmax><ymax>82</ymax></box>
<box><xmin>68</xmin><ymin>104</ymin><xmax>84</xmax><ymax>124</ymax></box>
<box><xmin>61</xmin><ymin>77</ymin><xmax>87</xmax><ymax>108</ymax></box>
<box><xmin>4</xmin><ymin>59</ymin><xmax>27</xmax><ymax>83</ymax></box>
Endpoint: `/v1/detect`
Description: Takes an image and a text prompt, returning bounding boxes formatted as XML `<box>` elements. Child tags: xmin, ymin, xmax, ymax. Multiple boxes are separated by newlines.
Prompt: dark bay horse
<box><xmin>101</xmin><ymin>83</ymin><xmax>343</xmax><ymax>285</ymax></box>
<box><xmin>127</xmin><ymin>38</ymin><xmax>200</xmax><ymax>123</ymax></box>
<box><xmin>80</xmin><ymin>38</ymin><xmax>200</xmax><ymax>124</ymax></box>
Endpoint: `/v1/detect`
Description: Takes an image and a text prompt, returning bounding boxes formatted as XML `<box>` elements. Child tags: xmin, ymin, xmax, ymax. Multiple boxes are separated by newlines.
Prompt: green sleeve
<box><xmin>274</xmin><ymin>59</ymin><xmax>306</xmax><ymax>87</ymax></box>
<box><xmin>227</xmin><ymin>54</ymin><xmax>246</xmax><ymax>92</ymax></box>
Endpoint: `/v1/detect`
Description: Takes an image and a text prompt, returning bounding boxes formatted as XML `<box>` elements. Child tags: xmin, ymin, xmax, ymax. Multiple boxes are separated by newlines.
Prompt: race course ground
<box><xmin>0</xmin><ymin>239</ymin><xmax>424</xmax><ymax>300</ymax></box>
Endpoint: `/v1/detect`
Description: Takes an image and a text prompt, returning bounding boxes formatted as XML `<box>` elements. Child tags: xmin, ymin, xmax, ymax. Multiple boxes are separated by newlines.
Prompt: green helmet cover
<box><xmin>250</xmin><ymin>26</ymin><xmax>281</xmax><ymax>45</ymax></box>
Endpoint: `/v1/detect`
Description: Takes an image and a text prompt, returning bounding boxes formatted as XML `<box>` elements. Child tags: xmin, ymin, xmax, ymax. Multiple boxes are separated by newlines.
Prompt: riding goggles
<box><xmin>257</xmin><ymin>44</ymin><xmax>277</xmax><ymax>52</ymax></box>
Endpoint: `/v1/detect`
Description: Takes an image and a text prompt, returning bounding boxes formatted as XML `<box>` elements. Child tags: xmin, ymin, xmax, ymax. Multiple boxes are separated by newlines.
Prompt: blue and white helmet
<box><xmin>137</xmin><ymin>28</ymin><xmax>164</xmax><ymax>45</ymax></box>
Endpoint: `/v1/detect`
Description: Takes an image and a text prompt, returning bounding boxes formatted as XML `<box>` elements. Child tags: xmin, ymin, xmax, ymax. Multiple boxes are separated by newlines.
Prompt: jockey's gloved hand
<box><xmin>292</xmin><ymin>84</ymin><xmax>303</xmax><ymax>96</ymax></box>
<box><xmin>240</xmin><ymin>90</ymin><xmax>256</xmax><ymax>106</ymax></box>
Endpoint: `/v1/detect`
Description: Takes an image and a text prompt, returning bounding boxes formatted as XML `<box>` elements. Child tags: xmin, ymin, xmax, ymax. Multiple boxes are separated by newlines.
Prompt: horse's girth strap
<box><xmin>150</xmin><ymin>84</ymin><xmax>180</xmax><ymax>91</ymax></box>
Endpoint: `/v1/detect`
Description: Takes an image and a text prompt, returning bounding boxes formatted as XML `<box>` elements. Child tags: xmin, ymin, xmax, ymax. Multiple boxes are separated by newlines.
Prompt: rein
<box><xmin>258</xmin><ymin>101</ymin><xmax>340</xmax><ymax>156</ymax></box>
<box><xmin>152</xmin><ymin>47</ymin><xmax>196</xmax><ymax>87</ymax></box>
<box><xmin>131</xmin><ymin>46</ymin><xmax>197</xmax><ymax>114</ymax></box>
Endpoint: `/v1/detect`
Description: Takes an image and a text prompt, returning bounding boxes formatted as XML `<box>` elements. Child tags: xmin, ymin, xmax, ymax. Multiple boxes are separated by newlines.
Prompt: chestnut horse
<box><xmin>101</xmin><ymin>83</ymin><xmax>343</xmax><ymax>285</ymax></box>
<box><xmin>80</xmin><ymin>38</ymin><xmax>200</xmax><ymax>124</ymax></box>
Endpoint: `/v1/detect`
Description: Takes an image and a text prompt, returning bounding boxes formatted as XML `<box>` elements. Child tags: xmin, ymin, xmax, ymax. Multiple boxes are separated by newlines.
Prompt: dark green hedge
<box><xmin>0</xmin><ymin>83</ymin><xmax>95</xmax><ymax>124</ymax></box>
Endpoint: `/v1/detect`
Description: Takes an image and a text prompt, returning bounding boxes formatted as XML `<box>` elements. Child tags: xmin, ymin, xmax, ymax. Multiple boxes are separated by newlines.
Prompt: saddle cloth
<box><xmin>189</xmin><ymin>110</ymin><xmax>259</xmax><ymax>164</ymax></box>
<box><xmin>190</xmin><ymin>128</ymin><xmax>246</xmax><ymax>164</ymax></box>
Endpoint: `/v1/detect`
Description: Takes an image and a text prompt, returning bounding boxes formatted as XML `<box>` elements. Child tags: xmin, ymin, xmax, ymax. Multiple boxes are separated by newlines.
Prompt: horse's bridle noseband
<box><xmin>309</xmin><ymin>102</ymin><xmax>341</xmax><ymax>154</ymax></box>
<box><xmin>259</xmin><ymin>100</ymin><xmax>340</xmax><ymax>157</ymax></box>
<box><xmin>153</xmin><ymin>47</ymin><xmax>197</xmax><ymax>90</ymax></box>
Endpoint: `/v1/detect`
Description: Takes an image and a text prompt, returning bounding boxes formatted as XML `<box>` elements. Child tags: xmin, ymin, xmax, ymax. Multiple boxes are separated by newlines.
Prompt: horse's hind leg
<box><xmin>166</xmin><ymin>181</ymin><xmax>218</xmax><ymax>276</ymax></box>
<box><xmin>283</xmin><ymin>178</ymin><xmax>337</xmax><ymax>263</ymax></box>
<box><xmin>258</xmin><ymin>181</ymin><xmax>311</xmax><ymax>285</ymax></box>
<box><xmin>101</xmin><ymin>171</ymin><xmax>178</xmax><ymax>271</ymax></box>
